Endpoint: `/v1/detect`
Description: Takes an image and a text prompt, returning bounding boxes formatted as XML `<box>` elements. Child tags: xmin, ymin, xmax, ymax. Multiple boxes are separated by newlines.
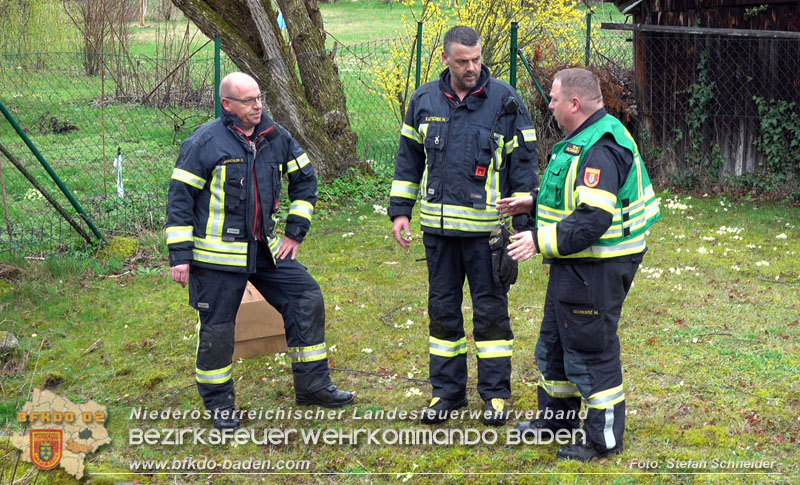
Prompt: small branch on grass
<box><xmin>101</xmin><ymin>271</ymin><xmax>132</xmax><ymax>279</ymax></box>
<box><xmin>331</xmin><ymin>367</ymin><xmax>429</xmax><ymax>385</ymax></box>
<box><xmin>694</xmin><ymin>332</ymin><xmax>751</xmax><ymax>342</ymax></box>
<box><xmin>380</xmin><ymin>301</ymin><xmax>410</xmax><ymax>328</ymax></box>
<box><xmin>721</xmin><ymin>383</ymin><xmax>785</xmax><ymax>404</ymax></box>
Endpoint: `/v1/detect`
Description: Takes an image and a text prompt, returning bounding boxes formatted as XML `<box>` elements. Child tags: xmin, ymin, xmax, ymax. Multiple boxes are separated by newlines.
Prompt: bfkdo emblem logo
<box><xmin>30</xmin><ymin>429</ymin><xmax>62</xmax><ymax>470</ymax></box>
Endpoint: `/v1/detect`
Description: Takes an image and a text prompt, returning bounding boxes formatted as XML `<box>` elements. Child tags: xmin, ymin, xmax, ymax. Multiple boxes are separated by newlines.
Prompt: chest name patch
<box><xmin>222</xmin><ymin>158</ymin><xmax>244</xmax><ymax>165</ymax></box>
<box><xmin>565</xmin><ymin>144</ymin><xmax>583</xmax><ymax>156</ymax></box>
<box><xmin>424</xmin><ymin>116</ymin><xmax>448</xmax><ymax>123</ymax></box>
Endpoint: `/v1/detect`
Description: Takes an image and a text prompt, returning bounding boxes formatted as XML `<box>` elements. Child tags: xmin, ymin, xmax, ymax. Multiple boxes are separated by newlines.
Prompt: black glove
<box><xmin>489</xmin><ymin>223</ymin><xmax>518</xmax><ymax>292</ymax></box>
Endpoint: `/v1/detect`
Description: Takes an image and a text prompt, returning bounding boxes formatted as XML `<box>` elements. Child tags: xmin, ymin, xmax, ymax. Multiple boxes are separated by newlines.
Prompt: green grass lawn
<box><xmin>0</xmin><ymin>192</ymin><xmax>798</xmax><ymax>483</ymax></box>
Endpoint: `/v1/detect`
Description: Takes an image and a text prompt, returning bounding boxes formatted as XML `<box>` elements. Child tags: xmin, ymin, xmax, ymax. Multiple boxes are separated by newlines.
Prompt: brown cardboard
<box><xmin>233</xmin><ymin>282</ymin><xmax>288</xmax><ymax>360</ymax></box>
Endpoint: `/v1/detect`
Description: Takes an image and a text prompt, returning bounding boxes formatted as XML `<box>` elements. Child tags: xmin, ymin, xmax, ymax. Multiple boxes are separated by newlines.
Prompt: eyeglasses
<box><xmin>224</xmin><ymin>93</ymin><xmax>265</xmax><ymax>106</ymax></box>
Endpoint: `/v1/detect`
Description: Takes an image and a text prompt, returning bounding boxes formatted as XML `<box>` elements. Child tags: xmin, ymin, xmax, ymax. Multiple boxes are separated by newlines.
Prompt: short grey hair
<box><xmin>553</xmin><ymin>68</ymin><xmax>602</xmax><ymax>104</ymax></box>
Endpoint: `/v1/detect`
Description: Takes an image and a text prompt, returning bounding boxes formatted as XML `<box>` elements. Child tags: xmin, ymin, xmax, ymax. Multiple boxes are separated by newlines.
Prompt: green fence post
<box><xmin>510</xmin><ymin>22</ymin><xmax>518</xmax><ymax>89</ymax></box>
<box><xmin>415</xmin><ymin>22</ymin><xmax>423</xmax><ymax>90</ymax></box>
<box><xmin>585</xmin><ymin>13</ymin><xmax>592</xmax><ymax>67</ymax></box>
<box><xmin>215</xmin><ymin>35</ymin><xmax>221</xmax><ymax>118</ymax></box>
<box><xmin>0</xmin><ymin>98</ymin><xmax>106</xmax><ymax>243</ymax></box>
<box><xmin>516</xmin><ymin>49</ymin><xmax>550</xmax><ymax>106</ymax></box>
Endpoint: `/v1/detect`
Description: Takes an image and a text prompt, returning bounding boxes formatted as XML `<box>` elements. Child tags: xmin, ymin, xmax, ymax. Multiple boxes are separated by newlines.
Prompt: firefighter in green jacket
<box><xmin>497</xmin><ymin>68</ymin><xmax>660</xmax><ymax>461</ymax></box>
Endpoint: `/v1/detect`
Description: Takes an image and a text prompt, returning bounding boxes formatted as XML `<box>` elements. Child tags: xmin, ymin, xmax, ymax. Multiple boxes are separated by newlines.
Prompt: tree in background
<box><xmin>63</xmin><ymin>0</ymin><xmax>135</xmax><ymax>76</ymax></box>
<box><xmin>170</xmin><ymin>0</ymin><xmax>362</xmax><ymax>180</ymax></box>
<box><xmin>0</xmin><ymin>0</ymin><xmax>79</xmax><ymax>56</ymax></box>
<box><xmin>372</xmin><ymin>0</ymin><xmax>585</xmax><ymax>122</ymax></box>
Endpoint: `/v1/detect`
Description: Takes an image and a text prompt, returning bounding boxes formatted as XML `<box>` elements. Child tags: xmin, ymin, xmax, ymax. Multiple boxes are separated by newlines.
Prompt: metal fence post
<box><xmin>215</xmin><ymin>35</ymin><xmax>221</xmax><ymax>118</ymax></box>
<box><xmin>0</xmin><ymin>98</ymin><xmax>106</xmax><ymax>243</ymax></box>
<box><xmin>510</xmin><ymin>22</ymin><xmax>518</xmax><ymax>88</ymax></box>
<box><xmin>585</xmin><ymin>13</ymin><xmax>592</xmax><ymax>66</ymax></box>
<box><xmin>415</xmin><ymin>22</ymin><xmax>423</xmax><ymax>90</ymax></box>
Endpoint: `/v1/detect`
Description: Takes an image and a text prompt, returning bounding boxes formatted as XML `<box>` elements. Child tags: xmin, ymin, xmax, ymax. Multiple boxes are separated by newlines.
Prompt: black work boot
<box><xmin>296</xmin><ymin>384</ymin><xmax>354</xmax><ymax>408</ymax></box>
<box><xmin>212</xmin><ymin>407</ymin><xmax>241</xmax><ymax>430</ymax></box>
<box><xmin>557</xmin><ymin>442</ymin><xmax>624</xmax><ymax>462</ymax></box>
<box><xmin>420</xmin><ymin>397</ymin><xmax>468</xmax><ymax>424</ymax></box>
<box><xmin>482</xmin><ymin>398</ymin><xmax>508</xmax><ymax>426</ymax></box>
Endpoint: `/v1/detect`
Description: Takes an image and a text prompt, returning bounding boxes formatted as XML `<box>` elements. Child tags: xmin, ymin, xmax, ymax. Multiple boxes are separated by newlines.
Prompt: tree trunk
<box><xmin>170</xmin><ymin>0</ymin><xmax>362</xmax><ymax>179</ymax></box>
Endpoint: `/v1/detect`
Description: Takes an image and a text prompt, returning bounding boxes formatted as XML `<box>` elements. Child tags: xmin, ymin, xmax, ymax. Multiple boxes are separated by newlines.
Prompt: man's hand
<box><xmin>507</xmin><ymin>230</ymin><xmax>538</xmax><ymax>262</ymax></box>
<box><xmin>171</xmin><ymin>263</ymin><xmax>190</xmax><ymax>287</ymax></box>
<box><xmin>276</xmin><ymin>237</ymin><xmax>301</xmax><ymax>260</ymax></box>
<box><xmin>497</xmin><ymin>195</ymin><xmax>533</xmax><ymax>217</ymax></box>
<box><xmin>392</xmin><ymin>216</ymin><xmax>412</xmax><ymax>248</ymax></box>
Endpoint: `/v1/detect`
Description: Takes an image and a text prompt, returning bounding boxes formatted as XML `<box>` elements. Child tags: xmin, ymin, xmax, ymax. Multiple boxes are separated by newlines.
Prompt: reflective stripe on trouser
<box><xmin>249</xmin><ymin>242</ymin><xmax>332</xmax><ymax>394</ymax></box>
<box><xmin>191</xmin><ymin>267</ymin><xmax>245</xmax><ymax>411</ymax></box>
<box><xmin>534</xmin><ymin>260</ymin><xmax>639</xmax><ymax>450</ymax></box>
<box><xmin>189</xmin><ymin>244</ymin><xmax>332</xmax><ymax>411</ymax></box>
<box><xmin>423</xmin><ymin>233</ymin><xmax>512</xmax><ymax>401</ymax></box>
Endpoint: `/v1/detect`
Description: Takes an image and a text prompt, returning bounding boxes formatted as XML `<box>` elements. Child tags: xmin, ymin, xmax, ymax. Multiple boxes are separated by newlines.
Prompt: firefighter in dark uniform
<box><xmin>167</xmin><ymin>72</ymin><xmax>353</xmax><ymax>430</ymax></box>
<box><xmin>389</xmin><ymin>26</ymin><xmax>538</xmax><ymax>426</ymax></box>
<box><xmin>498</xmin><ymin>68</ymin><xmax>660</xmax><ymax>460</ymax></box>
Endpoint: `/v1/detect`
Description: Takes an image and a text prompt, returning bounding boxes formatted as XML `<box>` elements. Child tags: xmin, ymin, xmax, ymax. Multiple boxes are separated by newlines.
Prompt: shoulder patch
<box><xmin>565</xmin><ymin>144</ymin><xmax>583</xmax><ymax>156</ymax></box>
<box><xmin>424</xmin><ymin>116</ymin><xmax>448</xmax><ymax>123</ymax></box>
<box><xmin>584</xmin><ymin>168</ymin><xmax>601</xmax><ymax>188</ymax></box>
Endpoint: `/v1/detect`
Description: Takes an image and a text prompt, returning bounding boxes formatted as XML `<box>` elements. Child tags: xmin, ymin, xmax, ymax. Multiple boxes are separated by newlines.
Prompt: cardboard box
<box><xmin>233</xmin><ymin>282</ymin><xmax>288</xmax><ymax>360</ymax></box>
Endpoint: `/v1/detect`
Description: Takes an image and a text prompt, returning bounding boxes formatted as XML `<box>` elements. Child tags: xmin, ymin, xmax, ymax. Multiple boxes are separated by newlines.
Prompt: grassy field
<box><xmin>1</xmin><ymin>192</ymin><xmax>799</xmax><ymax>483</ymax></box>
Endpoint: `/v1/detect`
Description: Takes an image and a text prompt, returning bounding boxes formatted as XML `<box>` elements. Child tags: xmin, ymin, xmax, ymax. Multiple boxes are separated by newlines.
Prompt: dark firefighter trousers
<box><xmin>189</xmin><ymin>241</ymin><xmax>332</xmax><ymax>411</ymax></box>
<box><xmin>423</xmin><ymin>233</ymin><xmax>513</xmax><ymax>402</ymax></box>
<box><xmin>534</xmin><ymin>260</ymin><xmax>639</xmax><ymax>452</ymax></box>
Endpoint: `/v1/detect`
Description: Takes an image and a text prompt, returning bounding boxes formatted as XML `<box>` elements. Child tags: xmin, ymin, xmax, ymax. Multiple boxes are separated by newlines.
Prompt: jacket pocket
<box><xmin>539</xmin><ymin>163</ymin><xmax>564</xmax><ymax>208</ymax></box>
<box><xmin>424</xmin><ymin>124</ymin><xmax>446</xmax><ymax>169</ymax></box>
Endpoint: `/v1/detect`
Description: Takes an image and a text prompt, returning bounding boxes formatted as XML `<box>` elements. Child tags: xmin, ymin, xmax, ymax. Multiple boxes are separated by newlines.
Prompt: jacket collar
<box><xmin>221</xmin><ymin>110</ymin><xmax>277</xmax><ymax>140</ymax></box>
<box><xmin>438</xmin><ymin>64</ymin><xmax>491</xmax><ymax>109</ymax></box>
<box><xmin>566</xmin><ymin>108</ymin><xmax>607</xmax><ymax>141</ymax></box>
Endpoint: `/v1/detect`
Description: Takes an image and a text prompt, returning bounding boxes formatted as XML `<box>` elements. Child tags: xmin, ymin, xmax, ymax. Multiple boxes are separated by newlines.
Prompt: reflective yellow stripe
<box><xmin>268</xmin><ymin>235</ymin><xmax>281</xmax><ymax>259</ymax></box>
<box><xmin>172</xmin><ymin>168</ymin><xmax>205</xmax><ymax>189</ymax></box>
<box><xmin>390</xmin><ymin>180</ymin><xmax>420</xmax><ymax>199</ymax></box>
<box><xmin>289</xmin><ymin>200</ymin><xmax>314</xmax><ymax>221</ymax></box>
<box><xmin>511</xmin><ymin>191</ymin><xmax>530</xmax><ymax>198</ymax></box>
<box><xmin>569</xmin><ymin>234</ymin><xmax>646</xmax><ymax>259</ymax></box>
<box><xmin>429</xmin><ymin>336</ymin><xmax>468</xmax><ymax>358</ymax></box>
<box><xmin>194</xmin><ymin>237</ymin><xmax>248</xmax><ymax>254</ymax></box>
<box><xmin>401</xmin><ymin>123</ymin><xmax>423</xmax><ymax>144</ymax></box>
<box><xmin>585</xmin><ymin>384</ymin><xmax>624</xmax><ymax>409</ymax></box>
<box><xmin>205</xmin><ymin>165</ymin><xmax>226</xmax><ymax>237</ymax></box>
<box><xmin>196</xmin><ymin>364</ymin><xmax>232</xmax><ymax>384</ymax></box>
<box><xmin>565</xmin><ymin>156</ymin><xmax>581</xmax><ymax>212</ymax></box>
<box><xmin>288</xmin><ymin>343</ymin><xmax>327</xmax><ymax>363</ymax></box>
<box><xmin>522</xmin><ymin>128</ymin><xmax>537</xmax><ymax>142</ymax></box>
<box><xmin>539</xmin><ymin>223</ymin><xmax>560</xmax><ymax>258</ymax></box>
<box><xmin>576</xmin><ymin>186</ymin><xmax>617</xmax><ymax>215</ymax></box>
<box><xmin>286</xmin><ymin>153</ymin><xmax>311</xmax><ymax>174</ymax></box>
<box><xmin>193</xmin><ymin>248</ymin><xmax>247</xmax><ymax>266</ymax></box>
<box><xmin>538</xmin><ymin>376</ymin><xmax>581</xmax><ymax>398</ymax></box>
<box><xmin>475</xmin><ymin>339</ymin><xmax>513</xmax><ymax>358</ymax></box>
<box><xmin>504</xmin><ymin>135</ymin><xmax>519</xmax><ymax>154</ymax></box>
<box><xmin>166</xmin><ymin>226</ymin><xmax>193</xmax><ymax>244</ymax></box>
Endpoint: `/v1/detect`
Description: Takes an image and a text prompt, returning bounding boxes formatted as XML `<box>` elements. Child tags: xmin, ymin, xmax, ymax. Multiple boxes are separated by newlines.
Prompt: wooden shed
<box><xmin>607</xmin><ymin>0</ymin><xmax>800</xmax><ymax>178</ymax></box>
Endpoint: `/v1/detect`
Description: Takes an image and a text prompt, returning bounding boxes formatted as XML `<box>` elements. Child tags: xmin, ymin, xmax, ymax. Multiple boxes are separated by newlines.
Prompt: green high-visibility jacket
<box><xmin>536</xmin><ymin>114</ymin><xmax>660</xmax><ymax>259</ymax></box>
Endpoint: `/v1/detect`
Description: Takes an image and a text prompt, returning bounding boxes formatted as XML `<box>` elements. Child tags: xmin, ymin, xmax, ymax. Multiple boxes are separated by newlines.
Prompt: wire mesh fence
<box><xmin>1</xmin><ymin>20</ymin><xmax>798</xmax><ymax>255</ymax></box>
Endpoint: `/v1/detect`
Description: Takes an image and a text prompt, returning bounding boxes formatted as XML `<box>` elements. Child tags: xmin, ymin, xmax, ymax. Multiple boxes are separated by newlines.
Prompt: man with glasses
<box><xmin>166</xmin><ymin>72</ymin><xmax>354</xmax><ymax>430</ymax></box>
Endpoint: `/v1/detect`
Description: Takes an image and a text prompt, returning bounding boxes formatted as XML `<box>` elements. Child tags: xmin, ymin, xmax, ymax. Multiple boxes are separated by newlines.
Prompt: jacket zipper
<box><xmin>249</xmin><ymin>138</ymin><xmax>260</xmax><ymax>241</ymax></box>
